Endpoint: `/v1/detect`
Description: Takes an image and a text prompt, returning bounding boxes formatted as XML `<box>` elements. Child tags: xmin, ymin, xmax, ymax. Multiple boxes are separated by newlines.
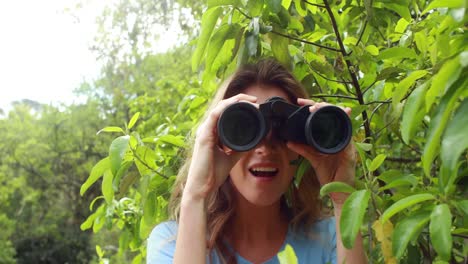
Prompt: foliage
<box><xmin>80</xmin><ymin>0</ymin><xmax>467</xmax><ymax>263</ymax></box>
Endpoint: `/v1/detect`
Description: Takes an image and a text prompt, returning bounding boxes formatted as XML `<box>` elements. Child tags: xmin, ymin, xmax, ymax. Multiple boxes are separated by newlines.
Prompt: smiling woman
<box><xmin>146</xmin><ymin>59</ymin><xmax>367</xmax><ymax>264</ymax></box>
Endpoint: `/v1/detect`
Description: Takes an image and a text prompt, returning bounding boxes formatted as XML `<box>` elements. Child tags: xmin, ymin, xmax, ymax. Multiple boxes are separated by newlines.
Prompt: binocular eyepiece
<box><xmin>217</xmin><ymin>97</ymin><xmax>352</xmax><ymax>154</ymax></box>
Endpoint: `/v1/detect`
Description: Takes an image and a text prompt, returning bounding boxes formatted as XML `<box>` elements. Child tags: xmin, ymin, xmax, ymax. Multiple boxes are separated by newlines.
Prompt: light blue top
<box><xmin>147</xmin><ymin>218</ymin><xmax>336</xmax><ymax>264</ymax></box>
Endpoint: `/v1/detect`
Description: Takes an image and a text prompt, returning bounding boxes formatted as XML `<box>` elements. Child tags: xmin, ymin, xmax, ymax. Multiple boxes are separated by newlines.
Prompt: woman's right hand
<box><xmin>183</xmin><ymin>93</ymin><xmax>258</xmax><ymax>202</ymax></box>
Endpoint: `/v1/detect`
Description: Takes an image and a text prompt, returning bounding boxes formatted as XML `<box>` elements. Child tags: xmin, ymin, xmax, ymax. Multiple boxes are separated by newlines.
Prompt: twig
<box><xmin>362</xmin><ymin>79</ymin><xmax>378</xmax><ymax>95</ymax></box>
<box><xmin>310</xmin><ymin>94</ymin><xmax>359</xmax><ymax>101</ymax></box>
<box><xmin>303</xmin><ymin>0</ymin><xmax>326</xmax><ymax>8</ymax></box>
<box><xmin>235</xmin><ymin>7</ymin><xmax>251</xmax><ymax>19</ymax></box>
<box><xmin>386</xmin><ymin>157</ymin><xmax>421</xmax><ymax>163</ymax></box>
<box><xmin>271</xmin><ymin>30</ymin><xmax>341</xmax><ymax>52</ymax></box>
<box><xmin>365</xmin><ymin>99</ymin><xmax>392</xmax><ymax>105</ymax></box>
<box><xmin>130</xmin><ymin>147</ymin><xmax>168</xmax><ymax>179</ymax></box>
<box><xmin>311</xmin><ymin>68</ymin><xmax>353</xmax><ymax>84</ymax></box>
<box><xmin>356</xmin><ymin>20</ymin><xmax>368</xmax><ymax>46</ymax></box>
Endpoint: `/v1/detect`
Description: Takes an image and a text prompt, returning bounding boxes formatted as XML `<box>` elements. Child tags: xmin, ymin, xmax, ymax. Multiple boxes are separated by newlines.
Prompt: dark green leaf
<box><xmin>392</xmin><ymin>210</ymin><xmax>431</xmax><ymax>259</ymax></box>
<box><xmin>382</xmin><ymin>193</ymin><xmax>435</xmax><ymax>223</ymax></box>
<box><xmin>430</xmin><ymin>204</ymin><xmax>453</xmax><ymax>261</ymax></box>
<box><xmin>440</xmin><ymin>99</ymin><xmax>468</xmax><ymax>191</ymax></box>
<box><xmin>378</xmin><ymin>47</ymin><xmax>418</xmax><ymax>60</ymax></box>
<box><xmin>269</xmin><ymin>31</ymin><xmax>290</xmax><ymax>68</ymax></box>
<box><xmin>340</xmin><ymin>190</ymin><xmax>370</xmax><ymax>248</ymax></box>
<box><xmin>192</xmin><ymin>7</ymin><xmax>223</xmax><ymax>71</ymax></box>
<box><xmin>401</xmin><ymin>80</ymin><xmax>429</xmax><ymax>144</ymax></box>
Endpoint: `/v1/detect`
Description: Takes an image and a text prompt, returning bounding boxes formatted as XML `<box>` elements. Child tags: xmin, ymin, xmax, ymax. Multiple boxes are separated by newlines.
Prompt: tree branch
<box><xmin>311</xmin><ymin>68</ymin><xmax>353</xmax><ymax>84</ymax></box>
<box><xmin>271</xmin><ymin>30</ymin><xmax>341</xmax><ymax>52</ymax></box>
<box><xmin>303</xmin><ymin>0</ymin><xmax>326</xmax><ymax>8</ymax></box>
<box><xmin>323</xmin><ymin>0</ymin><xmax>372</xmax><ymax>143</ymax></box>
<box><xmin>356</xmin><ymin>19</ymin><xmax>368</xmax><ymax>46</ymax></box>
<box><xmin>310</xmin><ymin>94</ymin><xmax>359</xmax><ymax>101</ymax></box>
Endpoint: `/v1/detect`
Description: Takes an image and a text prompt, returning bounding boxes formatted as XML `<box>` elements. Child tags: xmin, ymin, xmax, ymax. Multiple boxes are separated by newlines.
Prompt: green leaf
<box><xmin>158</xmin><ymin>135</ymin><xmax>185</xmax><ymax>147</ymax></box>
<box><xmin>430</xmin><ymin>204</ymin><xmax>453</xmax><ymax>261</ymax></box>
<box><xmin>281</xmin><ymin>0</ymin><xmax>292</xmax><ymax>9</ymax></box>
<box><xmin>385</xmin><ymin>3</ymin><xmax>411</xmax><ymax>22</ymax></box>
<box><xmin>381</xmin><ymin>193</ymin><xmax>435</xmax><ymax>223</ymax></box>
<box><xmin>192</xmin><ymin>7</ymin><xmax>222</xmax><ymax>71</ymax></box>
<box><xmin>378</xmin><ymin>47</ymin><xmax>418</xmax><ymax>61</ymax></box>
<box><xmin>293</xmin><ymin>0</ymin><xmax>307</xmax><ymax>16</ymax></box>
<box><xmin>206</xmin><ymin>24</ymin><xmax>239</xmax><ymax>73</ymax></box>
<box><xmin>128</xmin><ymin>112</ymin><xmax>140</xmax><ymax>129</ymax></box>
<box><xmin>267</xmin><ymin>0</ymin><xmax>282</xmax><ymax>13</ymax></box>
<box><xmin>392</xmin><ymin>210</ymin><xmax>431</xmax><ymax>259</ymax></box>
<box><xmin>143</xmin><ymin>191</ymin><xmax>157</xmax><ymax>225</ymax></box>
<box><xmin>270</xmin><ymin>31</ymin><xmax>290</xmax><ymax>68</ymax></box>
<box><xmin>378</xmin><ymin>175</ymin><xmax>418</xmax><ymax>192</ymax></box>
<box><xmin>422</xmin><ymin>0</ymin><xmax>465</xmax><ymax>14</ymax></box>
<box><xmin>247</xmin><ymin>0</ymin><xmax>264</xmax><ymax>16</ymax></box>
<box><xmin>294</xmin><ymin>158</ymin><xmax>310</xmax><ymax>188</ymax></box>
<box><xmin>96</xmin><ymin>126</ymin><xmax>125</xmax><ymax>135</ymax></box>
<box><xmin>440</xmin><ymin>99</ymin><xmax>468</xmax><ymax>191</ymax></box>
<box><xmin>414</xmin><ymin>31</ymin><xmax>427</xmax><ymax>55</ymax></box>
<box><xmin>395</xmin><ymin>18</ymin><xmax>410</xmax><ymax>33</ymax></box>
<box><xmin>207</xmin><ymin>0</ymin><xmax>241</xmax><ymax>7</ymax></box>
<box><xmin>401</xmin><ymin>80</ymin><xmax>429</xmax><ymax>144</ymax></box>
<box><xmin>109</xmin><ymin>135</ymin><xmax>130</xmax><ymax>176</ymax></box>
<box><xmin>355</xmin><ymin>142</ymin><xmax>372</xmax><ymax>152</ymax></box>
<box><xmin>392</xmin><ymin>70</ymin><xmax>428</xmax><ymax>109</ymax></box>
<box><xmin>340</xmin><ymin>190</ymin><xmax>370</xmax><ymax>248</ymax></box>
<box><xmin>102</xmin><ymin>170</ymin><xmax>114</xmax><ymax>204</ymax></box>
<box><xmin>368</xmin><ymin>154</ymin><xmax>386</xmax><ymax>172</ymax></box>
<box><xmin>422</xmin><ymin>78</ymin><xmax>466</xmax><ymax>177</ymax></box>
<box><xmin>365</xmin><ymin>45</ymin><xmax>379</xmax><ymax>56</ymax></box>
<box><xmin>81</xmin><ymin>157</ymin><xmax>110</xmax><ymax>196</ymax></box>
<box><xmin>80</xmin><ymin>211</ymin><xmax>98</xmax><ymax>231</ymax></box>
<box><xmin>277</xmin><ymin>244</ymin><xmax>298</xmax><ymax>264</ymax></box>
<box><xmin>456</xmin><ymin>200</ymin><xmax>468</xmax><ymax>215</ymax></box>
<box><xmin>425</xmin><ymin>57</ymin><xmax>461</xmax><ymax>112</ymax></box>
<box><xmin>320</xmin><ymin>182</ymin><xmax>356</xmax><ymax>197</ymax></box>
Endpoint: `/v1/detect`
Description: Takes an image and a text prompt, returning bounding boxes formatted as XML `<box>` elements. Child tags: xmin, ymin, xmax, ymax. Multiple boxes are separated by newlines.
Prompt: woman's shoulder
<box><xmin>147</xmin><ymin>221</ymin><xmax>178</xmax><ymax>264</ymax></box>
<box><xmin>148</xmin><ymin>220</ymin><xmax>178</xmax><ymax>242</ymax></box>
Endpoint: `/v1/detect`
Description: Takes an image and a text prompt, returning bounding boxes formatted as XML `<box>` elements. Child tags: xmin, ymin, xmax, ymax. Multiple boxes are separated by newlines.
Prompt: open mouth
<box><xmin>249</xmin><ymin>167</ymin><xmax>279</xmax><ymax>177</ymax></box>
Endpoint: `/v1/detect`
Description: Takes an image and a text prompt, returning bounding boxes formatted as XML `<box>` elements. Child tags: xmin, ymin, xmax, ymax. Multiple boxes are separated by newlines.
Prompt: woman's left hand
<box><xmin>286</xmin><ymin>98</ymin><xmax>357</xmax><ymax>187</ymax></box>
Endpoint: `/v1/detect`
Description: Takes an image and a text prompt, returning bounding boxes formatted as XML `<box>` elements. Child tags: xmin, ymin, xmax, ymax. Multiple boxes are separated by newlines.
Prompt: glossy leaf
<box><xmin>80</xmin><ymin>157</ymin><xmax>110</xmax><ymax>196</ymax></box>
<box><xmin>368</xmin><ymin>154</ymin><xmax>386</xmax><ymax>172</ymax></box>
<box><xmin>340</xmin><ymin>190</ymin><xmax>370</xmax><ymax>249</ymax></box>
<box><xmin>440</xmin><ymin>99</ymin><xmax>468</xmax><ymax>191</ymax></box>
<box><xmin>109</xmin><ymin>135</ymin><xmax>130</xmax><ymax>176</ymax></box>
<box><xmin>96</xmin><ymin>126</ymin><xmax>125</xmax><ymax>135</ymax></box>
<box><xmin>401</xmin><ymin>80</ymin><xmax>429</xmax><ymax>144</ymax></box>
<box><xmin>430</xmin><ymin>204</ymin><xmax>453</xmax><ymax>261</ymax></box>
<box><xmin>382</xmin><ymin>193</ymin><xmax>435</xmax><ymax>223</ymax></box>
<box><xmin>423</xmin><ymin>78</ymin><xmax>465</xmax><ymax>177</ymax></box>
<box><xmin>392</xmin><ymin>70</ymin><xmax>428</xmax><ymax>110</ymax></box>
<box><xmin>102</xmin><ymin>170</ymin><xmax>114</xmax><ymax>204</ymax></box>
<box><xmin>128</xmin><ymin>112</ymin><xmax>140</xmax><ymax>129</ymax></box>
<box><xmin>320</xmin><ymin>182</ymin><xmax>356</xmax><ymax>197</ymax></box>
<box><xmin>392</xmin><ymin>210</ymin><xmax>431</xmax><ymax>259</ymax></box>
<box><xmin>425</xmin><ymin>57</ymin><xmax>462</xmax><ymax>112</ymax></box>
<box><xmin>192</xmin><ymin>7</ymin><xmax>222</xmax><ymax>71</ymax></box>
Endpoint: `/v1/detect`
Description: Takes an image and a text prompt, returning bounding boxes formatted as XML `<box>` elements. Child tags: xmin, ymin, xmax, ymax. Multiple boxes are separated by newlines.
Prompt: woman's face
<box><xmin>229</xmin><ymin>84</ymin><xmax>299</xmax><ymax>206</ymax></box>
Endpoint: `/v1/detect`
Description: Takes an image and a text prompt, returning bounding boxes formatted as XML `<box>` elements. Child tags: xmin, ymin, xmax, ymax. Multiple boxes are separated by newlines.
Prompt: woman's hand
<box><xmin>183</xmin><ymin>93</ymin><xmax>258</xmax><ymax>202</ymax></box>
<box><xmin>286</xmin><ymin>98</ymin><xmax>357</xmax><ymax>188</ymax></box>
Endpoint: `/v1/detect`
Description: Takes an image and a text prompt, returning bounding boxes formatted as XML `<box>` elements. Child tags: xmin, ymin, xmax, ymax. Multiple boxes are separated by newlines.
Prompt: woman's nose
<box><xmin>254</xmin><ymin>130</ymin><xmax>279</xmax><ymax>155</ymax></box>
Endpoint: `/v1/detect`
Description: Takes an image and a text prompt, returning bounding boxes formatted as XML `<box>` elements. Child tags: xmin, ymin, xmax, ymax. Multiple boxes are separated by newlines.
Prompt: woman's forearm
<box><xmin>174</xmin><ymin>193</ymin><xmax>207</xmax><ymax>264</ymax></box>
<box><xmin>333</xmin><ymin>203</ymin><xmax>367</xmax><ymax>264</ymax></box>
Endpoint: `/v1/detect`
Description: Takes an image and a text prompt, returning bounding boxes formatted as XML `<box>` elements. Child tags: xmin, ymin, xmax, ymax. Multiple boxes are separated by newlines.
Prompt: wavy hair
<box><xmin>168</xmin><ymin>59</ymin><xmax>323</xmax><ymax>264</ymax></box>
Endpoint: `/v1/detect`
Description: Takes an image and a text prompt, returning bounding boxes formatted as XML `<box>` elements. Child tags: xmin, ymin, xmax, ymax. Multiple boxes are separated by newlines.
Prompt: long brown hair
<box><xmin>168</xmin><ymin>59</ymin><xmax>323</xmax><ymax>263</ymax></box>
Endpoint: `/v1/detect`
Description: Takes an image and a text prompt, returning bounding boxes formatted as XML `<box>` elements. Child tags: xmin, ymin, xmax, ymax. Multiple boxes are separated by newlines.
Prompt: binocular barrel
<box><xmin>217</xmin><ymin>97</ymin><xmax>352</xmax><ymax>154</ymax></box>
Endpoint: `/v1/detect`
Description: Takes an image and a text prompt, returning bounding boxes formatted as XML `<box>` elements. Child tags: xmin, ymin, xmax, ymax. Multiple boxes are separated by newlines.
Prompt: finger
<box><xmin>297</xmin><ymin>98</ymin><xmax>316</xmax><ymax>106</ymax></box>
<box><xmin>309</xmin><ymin>102</ymin><xmax>330</xmax><ymax>112</ymax></box>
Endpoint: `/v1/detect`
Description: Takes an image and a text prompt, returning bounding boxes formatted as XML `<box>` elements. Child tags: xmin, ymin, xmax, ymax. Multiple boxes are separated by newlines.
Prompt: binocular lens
<box><xmin>307</xmin><ymin>107</ymin><xmax>350</xmax><ymax>153</ymax></box>
<box><xmin>217</xmin><ymin>103</ymin><xmax>265</xmax><ymax>151</ymax></box>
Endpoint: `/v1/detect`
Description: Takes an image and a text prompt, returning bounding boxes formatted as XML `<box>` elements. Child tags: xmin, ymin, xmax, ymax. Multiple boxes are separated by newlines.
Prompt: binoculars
<box><xmin>217</xmin><ymin>97</ymin><xmax>352</xmax><ymax>154</ymax></box>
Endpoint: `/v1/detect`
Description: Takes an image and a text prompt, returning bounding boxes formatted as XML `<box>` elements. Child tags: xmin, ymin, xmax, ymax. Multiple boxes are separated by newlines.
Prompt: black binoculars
<box><xmin>217</xmin><ymin>97</ymin><xmax>352</xmax><ymax>154</ymax></box>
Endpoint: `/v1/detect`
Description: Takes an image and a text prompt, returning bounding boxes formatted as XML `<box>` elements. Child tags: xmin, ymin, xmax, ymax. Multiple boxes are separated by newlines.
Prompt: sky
<box><xmin>0</xmin><ymin>0</ymin><xmax>182</xmax><ymax>113</ymax></box>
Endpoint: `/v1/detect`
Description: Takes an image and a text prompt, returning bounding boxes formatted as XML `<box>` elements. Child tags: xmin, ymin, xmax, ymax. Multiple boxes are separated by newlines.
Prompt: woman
<box><xmin>147</xmin><ymin>59</ymin><xmax>367</xmax><ymax>264</ymax></box>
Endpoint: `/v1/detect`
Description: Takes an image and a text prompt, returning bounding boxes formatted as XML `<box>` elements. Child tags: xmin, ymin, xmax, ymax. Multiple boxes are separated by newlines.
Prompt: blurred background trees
<box><xmin>1</xmin><ymin>0</ymin><xmax>466</xmax><ymax>263</ymax></box>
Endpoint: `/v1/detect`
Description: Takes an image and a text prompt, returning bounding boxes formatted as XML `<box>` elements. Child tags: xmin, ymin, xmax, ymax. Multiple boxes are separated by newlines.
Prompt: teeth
<box><xmin>251</xmin><ymin>167</ymin><xmax>278</xmax><ymax>172</ymax></box>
